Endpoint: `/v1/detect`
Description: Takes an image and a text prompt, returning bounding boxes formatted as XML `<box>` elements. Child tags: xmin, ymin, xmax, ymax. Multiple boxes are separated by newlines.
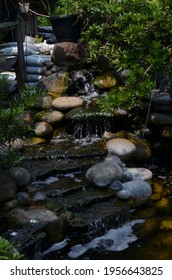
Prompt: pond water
<box><xmin>37</xmin><ymin>166</ymin><xmax>172</xmax><ymax>260</ymax></box>
<box><xmin>14</xmin><ymin>137</ymin><xmax>172</xmax><ymax>260</ymax></box>
<box><xmin>1</xmin><ymin>133</ymin><xmax>172</xmax><ymax>261</ymax></box>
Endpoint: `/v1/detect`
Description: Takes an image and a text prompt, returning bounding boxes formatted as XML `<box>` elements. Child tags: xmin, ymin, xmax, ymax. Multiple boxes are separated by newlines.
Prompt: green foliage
<box><xmin>53</xmin><ymin>0</ymin><xmax>81</xmax><ymax>15</ymax></box>
<box><xmin>34</xmin><ymin>0</ymin><xmax>81</xmax><ymax>16</ymax></box>
<box><xmin>0</xmin><ymin>236</ymin><xmax>23</xmax><ymax>260</ymax></box>
<box><xmin>0</xmin><ymin>79</ymin><xmax>45</xmax><ymax>169</ymax></box>
<box><xmin>0</xmin><ymin>75</ymin><xmax>9</xmax><ymax>100</ymax></box>
<box><xmin>37</xmin><ymin>16</ymin><xmax>50</xmax><ymax>27</ymax></box>
<box><xmin>80</xmin><ymin>0</ymin><xmax>172</xmax><ymax>112</ymax></box>
<box><xmin>98</xmin><ymin>87</ymin><xmax>134</xmax><ymax>113</ymax></box>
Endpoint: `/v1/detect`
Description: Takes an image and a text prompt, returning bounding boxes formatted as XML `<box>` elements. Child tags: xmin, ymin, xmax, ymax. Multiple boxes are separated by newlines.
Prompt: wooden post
<box><xmin>15</xmin><ymin>16</ymin><xmax>26</xmax><ymax>90</ymax></box>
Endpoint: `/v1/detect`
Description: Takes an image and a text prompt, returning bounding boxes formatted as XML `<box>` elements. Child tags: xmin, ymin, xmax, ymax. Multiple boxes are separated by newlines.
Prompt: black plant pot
<box><xmin>0</xmin><ymin>0</ymin><xmax>19</xmax><ymax>23</ymax></box>
<box><xmin>50</xmin><ymin>14</ymin><xmax>83</xmax><ymax>42</ymax></box>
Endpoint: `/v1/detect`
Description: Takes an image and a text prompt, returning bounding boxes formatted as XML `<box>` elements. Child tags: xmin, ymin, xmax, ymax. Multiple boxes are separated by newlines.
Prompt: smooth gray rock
<box><xmin>32</xmin><ymin>192</ymin><xmax>47</xmax><ymax>203</ymax></box>
<box><xmin>86</xmin><ymin>161</ymin><xmax>123</xmax><ymax>187</ymax></box>
<box><xmin>109</xmin><ymin>180</ymin><xmax>123</xmax><ymax>191</ymax></box>
<box><xmin>37</xmin><ymin>110</ymin><xmax>64</xmax><ymax>126</ymax></box>
<box><xmin>104</xmin><ymin>154</ymin><xmax>124</xmax><ymax>168</ymax></box>
<box><xmin>116</xmin><ymin>179</ymin><xmax>152</xmax><ymax>206</ymax></box>
<box><xmin>34</xmin><ymin>121</ymin><xmax>53</xmax><ymax>138</ymax></box>
<box><xmin>152</xmin><ymin>92</ymin><xmax>172</xmax><ymax>105</ymax></box>
<box><xmin>16</xmin><ymin>192</ymin><xmax>31</xmax><ymax>206</ymax></box>
<box><xmin>52</xmin><ymin>96</ymin><xmax>84</xmax><ymax>111</ymax></box>
<box><xmin>106</xmin><ymin>138</ymin><xmax>136</xmax><ymax>161</ymax></box>
<box><xmin>149</xmin><ymin>113</ymin><xmax>172</xmax><ymax>126</ymax></box>
<box><xmin>10</xmin><ymin>167</ymin><xmax>31</xmax><ymax>187</ymax></box>
<box><xmin>121</xmin><ymin>170</ymin><xmax>133</xmax><ymax>182</ymax></box>
<box><xmin>124</xmin><ymin>167</ymin><xmax>153</xmax><ymax>181</ymax></box>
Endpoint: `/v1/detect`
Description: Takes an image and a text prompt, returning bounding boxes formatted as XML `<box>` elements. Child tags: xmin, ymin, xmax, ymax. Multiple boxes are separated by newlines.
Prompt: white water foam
<box><xmin>32</xmin><ymin>176</ymin><xmax>59</xmax><ymax>186</ymax></box>
<box><xmin>42</xmin><ymin>239</ymin><xmax>70</xmax><ymax>256</ymax></box>
<box><xmin>68</xmin><ymin>219</ymin><xmax>145</xmax><ymax>259</ymax></box>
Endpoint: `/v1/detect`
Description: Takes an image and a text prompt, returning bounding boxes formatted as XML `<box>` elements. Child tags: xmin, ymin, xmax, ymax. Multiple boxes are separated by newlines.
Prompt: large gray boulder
<box><xmin>110</xmin><ymin>179</ymin><xmax>152</xmax><ymax>207</ymax></box>
<box><xmin>86</xmin><ymin>161</ymin><xmax>123</xmax><ymax>187</ymax></box>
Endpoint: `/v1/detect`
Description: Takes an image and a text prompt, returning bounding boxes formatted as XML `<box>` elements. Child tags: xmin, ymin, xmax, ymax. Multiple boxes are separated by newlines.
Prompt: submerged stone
<box><xmin>151</xmin><ymin>182</ymin><xmax>164</xmax><ymax>201</ymax></box>
<box><xmin>134</xmin><ymin>219</ymin><xmax>159</xmax><ymax>240</ymax></box>
<box><xmin>160</xmin><ymin>220</ymin><xmax>172</xmax><ymax>231</ymax></box>
<box><xmin>155</xmin><ymin>197</ymin><xmax>172</xmax><ymax>214</ymax></box>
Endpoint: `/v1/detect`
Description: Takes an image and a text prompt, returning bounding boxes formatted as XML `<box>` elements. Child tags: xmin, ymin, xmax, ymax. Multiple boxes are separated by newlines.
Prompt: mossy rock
<box><xmin>94</xmin><ymin>73</ymin><xmax>117</xmax><ymax>89</ymax></box>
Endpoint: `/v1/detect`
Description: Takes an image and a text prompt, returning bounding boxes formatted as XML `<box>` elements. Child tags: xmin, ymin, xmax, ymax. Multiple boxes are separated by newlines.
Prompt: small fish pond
<box><xmin>2</xmin><ymin>136</ymin><xmax>172</xmax><ymax>260</ymax></box>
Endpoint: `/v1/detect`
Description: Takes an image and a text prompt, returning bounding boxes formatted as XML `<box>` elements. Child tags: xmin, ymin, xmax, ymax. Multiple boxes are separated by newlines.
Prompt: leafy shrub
<box><xmin>80</xmin><ymin>0</ymin><xmax>172</xmax><ymax>111</ymax></box>
<box><xmin>0</xmin><ymin>236</ymin><xmax>23</xmax><ymax>260</ymax></box>
<box><xmin>0</xmin><ymin>77</ymin><xmax>45</xmax><ymax>169</ymax></box>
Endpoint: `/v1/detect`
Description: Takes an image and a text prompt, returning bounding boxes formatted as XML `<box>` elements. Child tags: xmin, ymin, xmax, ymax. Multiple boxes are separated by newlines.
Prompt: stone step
<box><xmin>22</xmin><ymin>157</ymin><xmax>101</xmax><ymax>179</ymax></box>
<box><xmin>21</xmin><ymin>140</ymin><xmax>107</xmax><ymax>179</ymax></box>
<box><xmin>66</xmin><ymin>199</ymin><xmax>130</xmax><ymax>237</ymax></box>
